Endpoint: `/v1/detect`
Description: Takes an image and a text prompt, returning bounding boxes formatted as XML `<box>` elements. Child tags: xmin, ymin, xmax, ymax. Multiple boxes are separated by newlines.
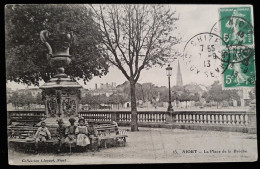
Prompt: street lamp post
<box><xmin>166</xmin><ymin>64</ymin><xmax>173</xmax><ymax>112</ymax></box>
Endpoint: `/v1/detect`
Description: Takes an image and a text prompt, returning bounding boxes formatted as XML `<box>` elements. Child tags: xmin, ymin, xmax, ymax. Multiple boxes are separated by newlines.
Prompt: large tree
<box><xmin>208</xmin><ymin>81</ymin><xmax>239</xmax><ymax>108</ymax></box>
<box><xmin>91</xmin><ymin>4</ymin><xmax>180</xmax><ymax>131</ymax></box>
<box><xmin>179</xmin><ymin>90</ymin><xmax>191</xmax><ymax>108</ymax></box>
<box><xmin>5</xmin><ymin>4</ymin><xmax>109</xmax><ymax>86</ymax></box>
<box><xmin>141</xmin><ymin>83</ymin><xmax>158</xmax><ymax>102</ymax></box>
<box><xmin>9</xmin><ymin>91</ymin><xmax>35</xmax><ymax>109</ymax></box>
<box><xmin>8</xmin><ymin>91</ymin><xmax>19</xmax><ymax>109</ymax></box>
<box><xmin>35</xmin><ymin>92</ymin><xmax>44</xmax><ymax>106</ymax></box>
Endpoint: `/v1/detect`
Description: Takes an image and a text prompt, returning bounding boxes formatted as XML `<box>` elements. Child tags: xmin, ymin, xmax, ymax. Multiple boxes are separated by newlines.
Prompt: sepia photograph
<box><xmin>5</xmin><ymin>4</ymin><xmax>257</xmax><ymax>165</ymax></box>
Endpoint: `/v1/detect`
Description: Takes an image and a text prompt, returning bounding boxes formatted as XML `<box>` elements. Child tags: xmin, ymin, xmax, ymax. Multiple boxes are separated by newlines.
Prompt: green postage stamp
<box><xmin>219</xmin><ymin>7</ymin><xmax>255</xmax><ymax>88</ymax></box>
<box><xmin>222</xmin><ymin>48</ymin><xmax>255</xmax><ymax>88</ymax></box>
<box><xmin>219</xmin><ymin>7</ymin><xmax>253</xmax><ymax>46</ymax></box>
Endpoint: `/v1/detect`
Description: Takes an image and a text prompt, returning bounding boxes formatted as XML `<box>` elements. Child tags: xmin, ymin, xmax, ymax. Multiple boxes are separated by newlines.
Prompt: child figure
<box><xmin>75</xmin><ymin>118</ymin><xmax>90</xmax><ymax>151</ymax></box>
<box><xmin>56</xmin><ymin>119</ymin><xmax>66</xmax><ymax>153</ymax></box>
<box><xmin>88</xmin><ymin>122</ymin><xmax>100</xmax><ymax>152</ymax></box>
<box><xmin>65</xmin><ymin>118</ymin><xmax>77</xmax><ymax>146</ymax></box>
<box><xmin>34</xmin><ymin>121</ymin><xmax>51</xmax><ymax>153</ymax></box>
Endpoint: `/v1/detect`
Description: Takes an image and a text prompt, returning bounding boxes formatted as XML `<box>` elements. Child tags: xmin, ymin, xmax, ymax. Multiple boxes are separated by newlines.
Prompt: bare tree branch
<box><xmin>90</xmin><ymin>4</ymin><xmax>180</xmax><ymax>83</ymax></box>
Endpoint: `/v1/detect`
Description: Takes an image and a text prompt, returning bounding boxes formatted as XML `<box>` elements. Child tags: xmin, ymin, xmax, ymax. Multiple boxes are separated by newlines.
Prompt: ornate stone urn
<box><xmin>39</xmin><ymin>30</ymin><xmax>82</xmax><ymax>121</ymax></box>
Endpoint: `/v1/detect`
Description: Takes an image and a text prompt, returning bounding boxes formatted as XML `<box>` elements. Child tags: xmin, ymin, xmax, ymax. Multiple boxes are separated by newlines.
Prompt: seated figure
<box><xmin>64</xmin><ymin>118</ymin><xmax>77</xmax><ymax>148</ymax></box>
<box><xmin>34</xmin><ymin>121</ymin><xmax>51</xmax><ymax>153</ymax></box>
<box><xmin>55</xmin><ymin>119</ymin><xmax>66</xmax><ymax>153</ymax></box>
<box><xmin>75</xmin><ymin>118</ymin><xmax>90</xmax><ymax>151</ymax></box>
<box><xmin>87</xmin><ymin>122</ymin><xmax>100</xmax><ymax>152</ymax></box>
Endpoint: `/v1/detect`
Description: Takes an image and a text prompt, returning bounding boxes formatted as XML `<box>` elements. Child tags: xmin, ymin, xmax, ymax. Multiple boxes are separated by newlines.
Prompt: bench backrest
<box><xmin>94</xmin><ymin>124</ymin><xmax>119</xmax><ymax>136</ymax></box>
<box><xmin>8</xmin><ymin>126</ymin><xmax>58</xmax><ymax>138</ymax></box>
<box><xmin>8</xmin><ymin>111</ymin><xmax>46</xmax><ymax>123</ymax></box>
<box><xmin>8</xmin><ymin>123</ymin><xmax>120</xmax><ymax>138</ymax></box>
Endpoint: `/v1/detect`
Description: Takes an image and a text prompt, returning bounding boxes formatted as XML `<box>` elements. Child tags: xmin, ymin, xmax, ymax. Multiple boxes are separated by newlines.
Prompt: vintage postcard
<box><xmin>6</xmin><ymin>4</ymin><xmax>257</xmax><ymax>165</ymax></box>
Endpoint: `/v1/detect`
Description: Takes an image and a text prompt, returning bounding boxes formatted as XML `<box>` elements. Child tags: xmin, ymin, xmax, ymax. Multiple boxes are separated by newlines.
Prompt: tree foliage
<box><xmin>208</xmin><ymin>81</ymin><xmax>224</xmax><ymax>103</ymax></box>
<box><xmin>35</xmin><ymin>93</ymin><xmax>44</xmax><ymax>105</ymax></box>
<box><xmin>191</xmin><ymin>93</ymin><xmax>200</xmax><ymax>102</ymax></box>
<box><xmin>8</xmin><ymin>91</ymin><xmax>43</xmax><ymax>109</ymax></box>
<box><xmin>80</xmin><ymin>92</ymin><xmax>128</xmax><ymax>110</ymax></box>
<box><xmin>5</xmin><ymin>4</ymin><xmax>109</xmax><ymax>86</ymax></box>
<box><xmin>140</xmin><ymin>83</ymin><xmax>159</xmax><ymax>102</ymax></box>
<box><xmin>208</xmin><ymin>81</ymin><xmax>240</xmax><ymax>108</ymax></box>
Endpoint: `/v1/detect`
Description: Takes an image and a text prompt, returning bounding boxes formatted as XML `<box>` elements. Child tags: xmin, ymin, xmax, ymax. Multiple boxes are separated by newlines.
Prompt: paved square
<box><xmin>8</xmin><ymin>127</ymin><xmax>257</xmax><ymax>164</ymax></box>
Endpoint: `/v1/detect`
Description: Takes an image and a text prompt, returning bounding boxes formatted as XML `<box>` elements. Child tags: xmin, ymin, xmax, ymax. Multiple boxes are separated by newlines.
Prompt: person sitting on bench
<box><xmin>64</xmin><ymin>118</ymin><xmax>77</xmax><ymax>150</ymax></box>
<box><xmin>34</xmin><ymin>121</ymin><xmax>51</xmax><ymax>153</ymax></box>
<box><xmin>55</xmin><ymin>119</ymin><xmax>66</xmax><ymax>153</ymax></box>
<box><xmin>87</xmin><ymin>122</ymin><xmax>100</xmax><ymax>152</ymax></box>
<box><xmin>75</xmin><ymin>118</ymin><xmax>90</xmax><ymax>152</ymax></box>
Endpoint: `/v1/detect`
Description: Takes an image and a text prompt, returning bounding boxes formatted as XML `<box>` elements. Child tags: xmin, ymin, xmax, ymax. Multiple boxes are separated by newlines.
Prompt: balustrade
<box><xmin>172</xmin><ymin>111</ymin><xmax>249</xmax><ymax>127</ymax></box>
<box><xmin>7</xmin><ymin>110</ymin><xmax>253</xmax><ymax>129</ymax></box>
<box><xmin>78</xmin><ymin>111</ymin><xmax>167</xmax><ymax>124</ymax></box>
<box><xmin>78</xmin><ymin>110</ymin><xmax>250</xmax><ymax>127</ymax></box>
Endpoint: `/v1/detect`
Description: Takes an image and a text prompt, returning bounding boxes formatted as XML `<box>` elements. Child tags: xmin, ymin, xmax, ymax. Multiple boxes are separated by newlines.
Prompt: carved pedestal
<box><xmin>42</xmin><ymin>87</ymin><xmax>81</xmax><ymax>119</ymax></box>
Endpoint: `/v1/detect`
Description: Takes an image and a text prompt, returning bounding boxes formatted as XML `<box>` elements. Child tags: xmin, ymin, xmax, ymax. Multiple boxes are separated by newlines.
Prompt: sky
<box><xmin>6</xmin><ymin>4</ymin><xmax>253</xmax><ymax>90</ymax></box>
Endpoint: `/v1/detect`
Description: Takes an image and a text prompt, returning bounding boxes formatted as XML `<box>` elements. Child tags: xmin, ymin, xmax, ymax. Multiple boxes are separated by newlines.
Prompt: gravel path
<box><xmin>8</xmin><ymin>127</ymin><xmax>257</xmax><ymax>165</ymax></box>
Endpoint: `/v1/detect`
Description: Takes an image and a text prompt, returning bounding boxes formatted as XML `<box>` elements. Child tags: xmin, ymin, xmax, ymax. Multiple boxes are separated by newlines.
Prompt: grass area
<box><xmin>8</xmin><ymin>127</ymin><xmax>257</xmax><ymax>165</ymax></box>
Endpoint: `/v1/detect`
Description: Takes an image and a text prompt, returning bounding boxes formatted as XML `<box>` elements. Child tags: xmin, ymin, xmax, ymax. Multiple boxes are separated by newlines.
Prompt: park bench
<box><xmin>8</xmin><ymin>125</ymin><xmax>58</xmax><ymax>153</ymax></box>
<box><xmin>8</xmin><ymin>121</ymin><xmax>128</xmax><ymax>153</ymax></box>
<box><xmin>92</xmin><ymin>121</ymin><xmax>128</xmax><ymax>148</ymax></box>
<box><xmin>8</xmin><ymin>125</ymin><xmax>84</xmax><ymax>153</ymax></box>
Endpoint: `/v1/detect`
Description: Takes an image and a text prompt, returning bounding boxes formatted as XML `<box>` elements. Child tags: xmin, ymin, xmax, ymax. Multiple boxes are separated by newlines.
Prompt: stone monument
<box><xmin>39</xmin><ymin>30</ymin><xmax>82</xmax><ymax>122</ymax></box>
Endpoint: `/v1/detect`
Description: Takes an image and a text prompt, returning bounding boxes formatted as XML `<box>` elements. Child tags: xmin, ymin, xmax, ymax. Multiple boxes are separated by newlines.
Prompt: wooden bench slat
<box><xmin>98</xmin><ymin>135</ymin><xmax>128</xmax><ymax>139</ymax></box>
<box><xmin>8</xmin><ymin>122</ymin><xmax>128</xmax><ymax>151</ymax></box>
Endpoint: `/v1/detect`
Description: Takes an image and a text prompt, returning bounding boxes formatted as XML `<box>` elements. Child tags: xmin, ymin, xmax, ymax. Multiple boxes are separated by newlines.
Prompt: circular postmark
<box><xmin>183</xmin><ymin>32</ymin><xmax>231</xmax><ymax>79</ymax></box>
<box><xmin>225</xmin><ymin>45</ymin><xmax>255</xmax><ymax>64</ymax></box>
<box><xmin>183</xmin><ymin>8</ymin><xmax>255</xmax><ymax>87</ymax></box>
<box><xmin>210</xmin><ymin>15</ymin><xmax>254</xmax><ymax>47</ymax></box>
<box><xmin>209</xmin><ymin>12</ymin><xmax>255</xmax><ymax>87</ymax></box>
<box><xmin>210</xmin><ymin>15</ymin><xmax>254</xmax><ymax>64</ymax></box>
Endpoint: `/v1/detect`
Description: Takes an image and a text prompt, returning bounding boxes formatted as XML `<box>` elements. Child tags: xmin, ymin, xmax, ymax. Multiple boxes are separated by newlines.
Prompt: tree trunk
<box><xmin>130</xmin><ymin>78</ymin><xmax>138</xmax><ymax>131</ymax></box>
